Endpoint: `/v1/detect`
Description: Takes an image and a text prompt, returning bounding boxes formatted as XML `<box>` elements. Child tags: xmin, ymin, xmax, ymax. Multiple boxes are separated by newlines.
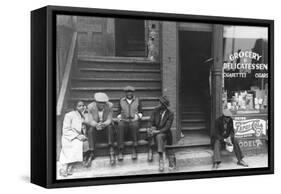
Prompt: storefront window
<box><xmin>222</xmin><ymin>26</ymin><xmax>268</xmax><ymax>114</ymax></box>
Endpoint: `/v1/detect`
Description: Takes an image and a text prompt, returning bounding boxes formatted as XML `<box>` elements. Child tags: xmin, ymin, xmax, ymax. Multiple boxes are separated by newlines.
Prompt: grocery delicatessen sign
<box><xmin>233</xmin><ymin>116</ymin><xmax>267</xmax><ymax>138</ymax></box>
<box><xmin>223</xmin><ymin>51</ymin><xmax>268</xmax><ymax>78</ymax></box>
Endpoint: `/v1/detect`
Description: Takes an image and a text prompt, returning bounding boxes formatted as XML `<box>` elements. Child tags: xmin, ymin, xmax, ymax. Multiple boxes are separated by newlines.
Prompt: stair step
<box><xmin>79</xmin><ymin>68</ymin><xmax>160</xmax><ymax>73</ymax></box>
<box><xmin>113</xmin><ymin>106</ymin><xmax>155</xmax><ymax>112</ymax></box>
<box><xmin>78</xmin><ymin>55</ymin><xmax>156</xmax><ymax>64</ymax></box>
<box><xmin>72</xmin><ymin>77</ymin><xmax>161</xmax><ymax>82</ymax></box>
<box><xmin>71</xmin><ymin>87</ymin><xmax>161</xmax><ymax>92</ymax></box>
<box><xmin>167</xmin><ymin>131</ymin><xmax>210</xmax><ymax>148</ymax></box>
<box><xmin>78</xmin><ymin>60</ymin><xmax>160</xmax><ymax>70</ymax></box>
<box><xmin>182</xmin><ymin>111</ymin><xmax>206</xmax><ymax>115</ymax></box>
<box><xmin>71</xmin><ymin>77</ymin><xmax>161</xmax><ymax>88</ymax></box>
<box><xmin>181</xmin><ymin>125</ymin><xmax>207</xmax><ymax>131</ymax></box>
<box><xmin>95</xmin><ymin>139</ymin><xmax>149</xmax><ymax>149</ymax></box>
<box><xmin>69</xmin><ymin>97</ymin><xmax>160</xmax><ymax>108</ymax></box>
<box><xmin>181</xmin><ymin>118</ymin><xmax>206</xmax><ymax>123</ymax></box>
<box><xmin>112</xmin><ymin>117</ymin><xmax>150</xmax><ymax>123</ymax></box>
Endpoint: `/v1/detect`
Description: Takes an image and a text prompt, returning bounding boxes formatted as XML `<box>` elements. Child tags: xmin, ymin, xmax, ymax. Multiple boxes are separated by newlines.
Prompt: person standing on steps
<box><xmin>84</xmin><ymin>92</ymin><xmax>116</xmax><ymax>167</ymax></box>
<box><xmin>147</xmin><ymin>96</ymin><xmax>176</xmax><ymax>172</ymax></box>
<box><xmin>116</xmin><ymin>86</ymin><xmax>143</xmax><ymax>161</ymax></box>
<box><xmin>212</xmin><ymin>109</ymin><xmax>249</xmax><ymax>170</ymax></box>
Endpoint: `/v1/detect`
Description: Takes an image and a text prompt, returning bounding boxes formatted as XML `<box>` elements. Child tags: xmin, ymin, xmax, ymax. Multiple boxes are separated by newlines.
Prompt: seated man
<box><xmin>116</xmin><ymin>86</ymin><xmax>142</xmax><ymax>160</ymax></box>
<box><xmin>147</xmin><ymin>96</ymin><xmax>176</xmax><ymax>172</ymax></box>
<box><xmin>212</xmin><ymin>109</ymin><xmax>249</xmax><ymax>169</ymax></box>
<box><xmin>84</xmin><ymin>92</ymin><xmax>116</xmax><ymax>167</ymax></box>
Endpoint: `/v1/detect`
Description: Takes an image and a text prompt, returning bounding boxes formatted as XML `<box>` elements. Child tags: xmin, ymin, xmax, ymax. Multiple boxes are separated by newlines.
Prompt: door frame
<box><xmin>176</xmin><ymin>23</ymin><xmax>223</xmax><ymax>141</ymax></box>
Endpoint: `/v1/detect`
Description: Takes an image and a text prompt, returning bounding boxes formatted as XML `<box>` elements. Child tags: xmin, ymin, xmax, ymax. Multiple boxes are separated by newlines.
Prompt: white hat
<box><xmin>222</xmin><ymin>109</ymin><xmax>232</xmax><ymax>117</ymax></box>
<box><xmin>94</xmin><ymin>92</ymin><xmax>109</xmax><ymax>102</ymax></box>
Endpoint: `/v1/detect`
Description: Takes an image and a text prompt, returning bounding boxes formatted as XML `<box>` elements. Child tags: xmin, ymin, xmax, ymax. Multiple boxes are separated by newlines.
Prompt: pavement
<box><xmin>57</xmin><ymin>150</ymin><xmax>268</xmax><ymax>180</ymax></box>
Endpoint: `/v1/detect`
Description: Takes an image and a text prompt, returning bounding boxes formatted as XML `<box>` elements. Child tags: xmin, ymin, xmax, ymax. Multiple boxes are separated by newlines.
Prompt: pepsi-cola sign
<box><xmin>233</xmin><ymin>118</ymin><xmax>267</xmax><ymax>138</ymax></box>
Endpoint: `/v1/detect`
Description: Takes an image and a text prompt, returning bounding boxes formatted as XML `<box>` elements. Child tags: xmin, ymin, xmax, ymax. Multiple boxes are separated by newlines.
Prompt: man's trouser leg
<box><xmin>231</xmin><ymin>136</ymin><xmax>243</xmax><ymax>161</ymax></box>
<box><xmin>155</xmin><ymin>133</ymin><xmax>167</xmax><ymax>172</ymax></box>
<box><xmin>147</xmin><ymin>134</ymin><xmax>154</xmax><ymax>162</ymax></box>
<box><xmin>105</xmin><ymin>124</ymin><xmax>116</xmax><ymax>165</ymax></box>
<box><xmin>85</xmin><ymin>126</ymin><xmax>96</xmax><ymax>167</ymax></box>
<box><xmin>129</xmin><ymin>120</ymin><xmax>139</xmax><ymax>147</ymax></box>
<box><xmin>87</xmin><ymin>126</ymin><xmax>95</xmax><ymax>152</ymax></box>
<box><xmin>155</xmin><ymin>133</ymin><xmax>167</xmax><ymax>153</ymax></box>
<box><xmin>213</xmin><ymin>139</ymin><xmax>222</xmax><ymax>164</ymax></box>
<box><xmin>117</xmin><ymin>120</ymin><xmax>126</xmax><ymax>160</ymax></box>
<box><xmin>129</xmin><ymin>120</ymin><xmax>139</xmax><ymax>159</ymax></box>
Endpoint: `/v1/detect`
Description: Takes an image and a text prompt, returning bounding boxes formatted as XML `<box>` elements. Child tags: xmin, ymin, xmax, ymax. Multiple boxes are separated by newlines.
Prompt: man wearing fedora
<box><xmin>147</xmin><ymin>96</ymin><xmax>176</xmax><ymax>172</ymax></box>
<box><xmin>212</xmin><ymin>109</ymin><xmax>249</xmax><ymax>169</ymax></box>
<box><xmin>116</xmin><ymin>86</ymin><xmax>143</xmax><ymax>160</ymax></box>
<box><xmin>84</xmin><ymin>92</ymin><xmax>116</xmax><ymax>166</ymax></box>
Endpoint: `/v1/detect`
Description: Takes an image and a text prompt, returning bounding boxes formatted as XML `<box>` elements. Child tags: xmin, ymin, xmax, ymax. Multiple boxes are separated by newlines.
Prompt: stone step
<box><xmin>71</xmin><ymin>77</ymin><xmax>161</xmax><ymax>88</ymax></box>
<box><xmin>78</xmin><ymin>59</ymin><xmax>160</xmax><ymax>70</ymax></box>
<box><xmin>70</xmin><ymin>89</ymin><xmax>161</xmax><ymax>99</ymax></box>
<box><xmin>58</xmin><ymin>147</ymin><xmax>261</xmax><ymax>179</ymax></box>
<box><xmin>181</xmin><ymin>118</ymin><xmax>206</xmax><ymax>123</ymax></box>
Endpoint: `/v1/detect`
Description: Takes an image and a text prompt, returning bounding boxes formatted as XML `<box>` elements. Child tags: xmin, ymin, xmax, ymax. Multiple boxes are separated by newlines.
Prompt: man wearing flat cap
<box><xmin>116</xmin><ymin>86</ymin><xmax>143</xmax><ymax>160</ymax></box>
<box><xmin>84</xmin><ymin>92</ymin><xmax>116</xmax><ymax>166</ymax></box>
<box><xmin>212</xmin><ymin>109</ymin><xmax>248</xmax><ymax>169</ymax></box>
<box><xmin>147</xmin><ymin>96</ymin><xmax>176</xmax><ymax>172</ymax></box>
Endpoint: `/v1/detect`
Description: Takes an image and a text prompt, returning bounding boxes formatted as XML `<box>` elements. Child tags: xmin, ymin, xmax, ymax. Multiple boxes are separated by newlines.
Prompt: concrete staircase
<box><xmin>66</xmin><ymin>55</ymin><xmax>162</xmax><ymax>156</ymax></box>
<box><xmin>178</xmin><ymin>86</ymin><xmax>211</xmax><ymax>148</ymax></box>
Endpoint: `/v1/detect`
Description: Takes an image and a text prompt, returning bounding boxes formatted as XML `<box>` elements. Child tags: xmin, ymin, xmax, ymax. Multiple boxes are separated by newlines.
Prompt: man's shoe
<box><xmin>212</xmin><ymin>163</ymin><xmax>219</xmax><ymax>170</ymax></box>
<box><xmin>147</xmin><ymin>148</ymin><xmax>153</xmax><ymax>162</ymax></box>
<box><xmin>237</xmin><ymin>160</ymin><xmax>249</xmax><ymax>167</ymax></box>
<box><xmin>118</xmin><ymin>151</ymin><xmax>123</xmax><ymax>161</ymax></box>
<box><xmin>85</xmin><ymin>153</ymin><xmax>94</xmax><ymax>168</ymax></box>
<box><xmin>59</xmin><ymin>169</ymin><xmax>68</xmax><ymax>177</ymax></box>
<box><xmin>132</xmin><ymin>147</ymin><xmax>137</xmax><ymax>160</ymax></box>
<box><xmin>110</xmin><ymin>154</ymin><xmax>116</xmax><ymax>166</ymax></box>
<box><xmin>159</xmin><ymin>159</ymin><xmax>164</xmax><ymax>172</ymax></box>
<box><xmin>168</xmin><ymin>157</ymin><xmax>176</xmax><ymax>171</ymax></box>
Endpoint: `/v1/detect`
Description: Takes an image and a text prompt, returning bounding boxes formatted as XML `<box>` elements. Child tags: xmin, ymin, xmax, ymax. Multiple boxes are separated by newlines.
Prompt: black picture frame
<box><xmin>31</xmin><ymin>5</ymin><xmax>274</xmax><ymax>188</ymax></box>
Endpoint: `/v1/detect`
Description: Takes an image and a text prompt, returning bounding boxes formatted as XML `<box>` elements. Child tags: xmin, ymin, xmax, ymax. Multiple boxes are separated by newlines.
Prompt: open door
<box><xmin>115</xmin><ymin>18</ymin><xmax>146</xmax><ymax>57</ymax></box>
<box><xmin>178</xmin><ymin>25</ymin><xmax>212</xmax><ymax>146</ymax></box>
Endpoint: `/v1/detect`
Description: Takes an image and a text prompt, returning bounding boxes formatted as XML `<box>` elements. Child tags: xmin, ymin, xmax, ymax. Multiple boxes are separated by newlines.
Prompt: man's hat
<box><xmin>124</xmin><ymin>86</ymin><xmax>135</xmax><ymax>92</ymax></box>
<box><xmin>222</xmin><ymin>109</ymin><xmax>232</xmax><ymax>117</ymax></box>
<box><xmin>94</xmin><ymin>92</ymin><xmax>109</xmax><ymax>103</ymax></box>
<box><xmin>159</xmin><ymin>96</ymin><xmax>170</xmax><ymax>107</ymax></box>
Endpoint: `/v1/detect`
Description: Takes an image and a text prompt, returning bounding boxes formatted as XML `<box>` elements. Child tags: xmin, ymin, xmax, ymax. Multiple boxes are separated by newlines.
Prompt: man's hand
<box><xmin>224</xmin><ymin>136</ymin><xmax>232</xmax><ymax>144</ymax></box>
<box><xmin>96</xmin><ymin>123</ymin><xmax>103</xmax><ymax>131</ymax></box>
<box><xmin>132</xmin><ymin>114</ymin><xmax>139</xmax><ymax>121</ymax></box>
<box><xmin>77</xmin><ymin>134</ymin><xmax>87</xmax><ymax>142</ymax></box>
<box><xmin>147</xmin><ymin>126</ymin><xmax>159</xmax><ymax>137</ymax></box>
<box><xmin>117</xmin><ymin>114</ymin><xmax>122</xmax><ymax>122</ymax></box>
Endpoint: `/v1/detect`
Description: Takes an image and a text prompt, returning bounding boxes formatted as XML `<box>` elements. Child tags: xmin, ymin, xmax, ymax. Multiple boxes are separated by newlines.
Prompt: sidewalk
<box><xmin>57</xmin><ymin>150</ymin><xmax>268</xmax><ymax>180</ymax></box>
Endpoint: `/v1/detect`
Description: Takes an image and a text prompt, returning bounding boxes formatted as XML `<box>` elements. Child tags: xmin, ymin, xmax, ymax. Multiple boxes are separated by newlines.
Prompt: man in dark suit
<box><xmin>212</xmin><ymin>109</ymin><xmax>248</xmax><ymax>169</ymax></box>
<box><xmin>147</xmin><ymin>96</ymin><xmax>176</xmax><ymax>172</ymax></box>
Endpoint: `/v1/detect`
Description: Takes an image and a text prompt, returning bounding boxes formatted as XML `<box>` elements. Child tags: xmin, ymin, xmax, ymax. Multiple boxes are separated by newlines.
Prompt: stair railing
<box><xmin>56</xmin><ymin>31</ymin><xmax>77</xmax><ymax>116</ymax></box>
<box><xmin>56</xmin><ymin>16</ymin><xmax>78</xmax><ymax>160</ymax></box>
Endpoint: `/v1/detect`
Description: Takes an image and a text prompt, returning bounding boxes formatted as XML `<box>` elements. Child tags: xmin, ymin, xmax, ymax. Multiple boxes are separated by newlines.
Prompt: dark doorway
<box><xmin>179</xmin><ymin>30</ymin><xmax>212</xmax><ymax>146</ymax></box>
<box><xmin>115</xmin><ymin>19</ymin><xmax>146</xmax><ymax>57</ymax></box>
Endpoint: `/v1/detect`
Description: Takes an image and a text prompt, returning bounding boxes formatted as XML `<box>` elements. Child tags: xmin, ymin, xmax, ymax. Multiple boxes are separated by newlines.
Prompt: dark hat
<box><xmin>124</xmin><ymin>86</ymin><xmax>135</xmax><ymax>92</ymax></box>
<box><xmin>159</xmin><ymin>96</ymin><xmax>170</xmax><ymax>107</ymax></box>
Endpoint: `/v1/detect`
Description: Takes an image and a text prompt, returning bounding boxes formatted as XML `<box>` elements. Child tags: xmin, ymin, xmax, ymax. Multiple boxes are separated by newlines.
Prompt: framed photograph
<box><xmin>31</xmin><ymin>5</ymin><xmax>274</xmax><ymax>188</ymax></box>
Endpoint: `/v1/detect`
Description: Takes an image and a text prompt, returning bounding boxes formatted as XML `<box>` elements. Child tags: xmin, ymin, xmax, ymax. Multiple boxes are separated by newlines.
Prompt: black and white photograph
<box><xmin>55</xmin><ymin>14</ymin><xmax>270</xmax><ymax>180</ymax></box>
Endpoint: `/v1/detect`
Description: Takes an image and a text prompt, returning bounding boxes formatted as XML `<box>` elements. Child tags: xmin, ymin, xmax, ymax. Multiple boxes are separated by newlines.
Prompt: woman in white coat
<box><xmin>59</xmin><ymin>100</ymin><xmax>87</xmax><ymax>177</ymax></box>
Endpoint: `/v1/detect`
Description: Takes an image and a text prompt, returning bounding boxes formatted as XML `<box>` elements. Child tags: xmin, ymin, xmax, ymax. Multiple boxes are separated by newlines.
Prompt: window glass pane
<box><xmin>222</xmin><ymin>26</ymin><xmax>268</xmax><ymax>113</ymax></box>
